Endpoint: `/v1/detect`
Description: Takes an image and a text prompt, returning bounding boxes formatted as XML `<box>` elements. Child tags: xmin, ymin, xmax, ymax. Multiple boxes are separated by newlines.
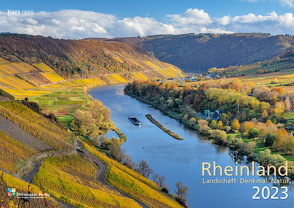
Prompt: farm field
<box><xmin>30</xmin><ymin>88</ymin><xmax>88</xmax><ymax>126</ymax></box>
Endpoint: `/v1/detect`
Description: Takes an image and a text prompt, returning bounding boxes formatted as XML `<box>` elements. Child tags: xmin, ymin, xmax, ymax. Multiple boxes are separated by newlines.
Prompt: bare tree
<box><xmin>157</xmin><ymin>175</ymin><xmax>166</xmax><ymax>188</ymax></box>
<box><xmin>123</xmin><ymin>155</ymin><xmax>136</xmax><ymax>170</ymax></box>
<box><xmin>138</xmin><ymin>160</ymin><xmax>153</xmax><ymax>178</ymax></box>
<box><xmin>175</xmin><ymin>181</ymin><xmax>189</xmax><ymax>200</ymax></box>
<box><xmin>153</xmin><ymin>172</ymin><xmax>159</xmax><ymax>183</ymax></box>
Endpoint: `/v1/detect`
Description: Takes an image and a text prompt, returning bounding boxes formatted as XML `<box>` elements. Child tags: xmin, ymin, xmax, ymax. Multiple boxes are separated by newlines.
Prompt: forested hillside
<box><xmin>0</xmin><ymin>34</ymin><xmax>177</xmax><ymax>78</ymax></box>
<box><xmin>100</xmin><ymin>33</ymin><xmax>294</xmax><ymax>73</ymax></box>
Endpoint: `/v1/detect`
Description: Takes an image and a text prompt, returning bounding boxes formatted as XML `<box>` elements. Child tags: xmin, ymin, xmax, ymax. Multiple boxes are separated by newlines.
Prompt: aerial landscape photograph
<box><xmin>0</xmin><ymin>0</ymin><xmax>294</xmax><ymax>207</ymax></box>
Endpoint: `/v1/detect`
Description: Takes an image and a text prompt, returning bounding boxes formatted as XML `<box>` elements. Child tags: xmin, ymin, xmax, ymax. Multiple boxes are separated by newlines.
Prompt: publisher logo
<box><xmin>8</xmin><ymin>188</ymin><xmax>16</xmax><ymax>196</ymax></box>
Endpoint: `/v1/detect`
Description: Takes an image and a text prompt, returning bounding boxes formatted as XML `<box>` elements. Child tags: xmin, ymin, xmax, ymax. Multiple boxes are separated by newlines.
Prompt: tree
<box><xmin>175</xmin><ymin>181</ymin><xmax>189</xmax><ymax>200</ymax></box>
<box><xmin>285</xmin><ymin>96</ymin><xmax>292</xmax><ymax>112</ymax></box>
<box><xmin>189</xmin><ymin>117</ymin><xmax>196</xmax><ymax>127</ymax></box>
<box><xmin>265</xmin><ymin>133</ymin><xmax>276</xmax><ymax>147</ymax></box>
<box><xmin>217</xmin><ymin>120</ymin><xmax>223</xmax><ymax>130</ymax></box>
<box><xmin>109</xmin><ymin>138</ymin><xmax>124</xmax><ymax>162</ymax></box>
<box><xmin>261</xmin><ymin>110</ymin><xmax>268</xmax><ymax>120</ymax></box>
<box><xmin>241</xmin><ymin>121</ymin><xmax>255</xmax><ymax>134</ymax></box>
<box><xmin>274</xmin><ymin>102</ymin><xmax>285</xmax><ymax>115</ymax></box>
<box><xmin>198</xmin><ymin>119</ymin><xmax>211</xmax><ymax>134</ymax></box>
<box><xmin>266</xmin><ymin>120</ymin><xmax>274</xmax><ymax>126</ymax></box>
<box><xmin>123</xmin><ymin>155</ymin><xmax>136</xmax><ymax>170</ymax></box>
<box><xmin>231</xmin><ymin>119</ymin><xmax>240</xmax><ymax>131</ymax></box>
<box><xmin>153</xmin><ymin>173</ymin><xmax>166</xmax><ymax>188</ymax></box>
<box><xmin>138</xmin><ymin>160</ymin><xmax>153</xmax><ymax>178</ymax></box>
<box><xmin>248</xmin><ymin>128</ymin><xmax>259</xmax><ymax>139</ymax></box>
<box><xmin>209</xmin><ymin>120</ymin><xmax>217</xmax><ymax>129</ymax></box>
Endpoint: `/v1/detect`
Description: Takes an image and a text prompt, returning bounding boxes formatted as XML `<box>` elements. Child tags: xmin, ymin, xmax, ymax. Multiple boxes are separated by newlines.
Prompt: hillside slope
<box><xmin>101</xmin><ymin>33</ymin><xmax>294</xmax><ymax>73</ymax></box>
<box><xmin>0</xmin><ymin>34</ymin><xmax>180</xmax><ymax>78</ymax></box>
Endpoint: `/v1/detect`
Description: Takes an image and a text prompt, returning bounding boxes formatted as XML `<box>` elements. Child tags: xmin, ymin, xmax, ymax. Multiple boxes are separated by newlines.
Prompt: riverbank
<box><xmin>145</xmin><ymin>114</ymin><xmax>184</xmax><ymax>140</ymax></box>
<box><xmin>124</xmin><ymin>84</ymin><xmax>294</xmax><ymax>180</ymax></box>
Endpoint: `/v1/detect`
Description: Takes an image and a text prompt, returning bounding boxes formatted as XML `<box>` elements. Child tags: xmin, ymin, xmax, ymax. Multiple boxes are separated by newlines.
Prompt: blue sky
<box><xmin>0</xmin><ymin>0</ymin><xmax>294</xmax><ymax>38</ymax></box>
<box><xmin>1</xmin><ymin>0</ymin><xmax>292</xmax><ymax>19</ymax></box>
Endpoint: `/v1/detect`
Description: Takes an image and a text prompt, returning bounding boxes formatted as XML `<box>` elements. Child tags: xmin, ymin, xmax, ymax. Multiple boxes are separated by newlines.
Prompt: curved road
<box><xmin>22</xmin><ymin>130</ymin><xmax>149</xmax><ymax>207</ymax></box>
<box><xmin>77</xmin><ymin>140</ymin><xmax>149</xmax><ymax>208</ymax></box>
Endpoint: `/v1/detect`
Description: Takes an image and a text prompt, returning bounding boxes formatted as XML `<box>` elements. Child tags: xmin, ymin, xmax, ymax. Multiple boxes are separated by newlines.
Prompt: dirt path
<box><xmin>24</xmin><ymin>159</ymin><xmax>43</xmax><ymax>183</ymax></box>
<box><xmin>82</xmin><ymin>145</ymin><xmax>149</xmax><ymax>208</ymax></box>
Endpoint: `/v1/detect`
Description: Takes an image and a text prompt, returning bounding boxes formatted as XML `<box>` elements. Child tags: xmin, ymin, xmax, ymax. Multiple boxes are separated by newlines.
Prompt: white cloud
<box><xmin>279</xmin><ymin>0</ymin><xmax>294</xmax><ymax>7</ymax></box>
<box><xmin>117</xmin><ymin>17</ymin><xmax>178</xmax><ymax>37</ymax></box>
<box><xmin>242</xmin><ymin>0</ymin><xmax>294</xmax><ymax>8</ymax></box>
<box><xmin>0</xmin><ymin>9</ymin><xmax>294</xmax><ymax>38</ymax></box>
<box><xmin>167</xmin><ymin>8</ymin><xmax>213</xmax><ymax>26</ymax></box>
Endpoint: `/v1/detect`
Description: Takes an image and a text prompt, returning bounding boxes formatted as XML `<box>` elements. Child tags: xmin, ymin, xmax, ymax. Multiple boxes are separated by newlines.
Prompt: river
<box><xmin>89</xmin><ymin>84</ymin><xmax>294</xmax><ymax>208</ymax></box>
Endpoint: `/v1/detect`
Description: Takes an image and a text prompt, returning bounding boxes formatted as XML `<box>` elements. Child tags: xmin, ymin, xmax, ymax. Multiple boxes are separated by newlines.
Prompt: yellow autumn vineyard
<box><xmin>82</xmin><ymin>142</ymin><xmax>183</xmax><ymax>208</ymax></box>
<box><xmin>0</xmin><ymin>171</ymin><xmax>62</xmax><ymax>207</ymax></box>
<box><xmin>0</xmin><ymin>131</ymin><xmax>36</xmax><ymax>173</ymax></box>
<box><xmin>33</xmin><ymin>155</ymin><xmax>141</xmax><ymax>208</ymax></box>
<box><xmin>33</xmin><ymin>63</ymin><xmax>55</xmax><ymax>72</ymax></box>
<box><xmin>72</xmin><ymin>77</ymin><xmax>106</xmax><ymax>86</ymax></box>
<box><xmin>144</xmin><ymin>61</ymin><xmax>160</xmax><ymax>69</ymax></box>
<box><xmin>0</xmin><ymin>101</ymin><xmax>72</xmax><ymax>151</ymax></box>
<box><xmin>41</xmin><ymin>72</ymin><xmax>65</xmax><ymax>83</ymax></box>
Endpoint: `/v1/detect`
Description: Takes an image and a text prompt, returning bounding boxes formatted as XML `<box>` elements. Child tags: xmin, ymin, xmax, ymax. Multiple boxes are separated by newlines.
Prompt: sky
<box><xmin>0</xmin><ymin>0</ymin><xmax>294</xmax><ymax>39</ymax></box>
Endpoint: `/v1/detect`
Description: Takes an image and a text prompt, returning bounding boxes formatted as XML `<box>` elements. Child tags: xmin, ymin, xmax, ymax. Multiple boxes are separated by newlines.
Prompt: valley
<box><xmin>1</xmin><ymin>33</ymin><xmax>294</xmax><ymax>208</ymax></box>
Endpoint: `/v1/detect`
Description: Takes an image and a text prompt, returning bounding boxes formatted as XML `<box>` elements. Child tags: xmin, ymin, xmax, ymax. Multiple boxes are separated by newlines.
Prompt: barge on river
<box><xmin>128</xmin><ymin>115</ymin><xmax>141</xmax><ymax>125</ymax></box>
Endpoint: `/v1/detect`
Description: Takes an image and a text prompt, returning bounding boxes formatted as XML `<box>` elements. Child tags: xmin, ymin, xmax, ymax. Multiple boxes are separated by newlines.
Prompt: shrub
<box><xmin>248</xmin><ymin>128</ymin><xmax>259</xmax><ymax>139</ymax></box>
<box><xmin>265</xmin><ymin>133</ymin><xmax>276</xmax><ymax>147</ymax></box>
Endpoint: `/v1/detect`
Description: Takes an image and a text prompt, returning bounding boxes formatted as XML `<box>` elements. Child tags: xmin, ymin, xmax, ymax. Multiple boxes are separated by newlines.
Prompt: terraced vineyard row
<box><xmin>0</xmin><ymin>101</ymin><xmax>72</xmax><ymax>151</ymax></box>
<box><xmin>0</xmin><ymin>115</ymin><xmax>50</xmax><ymax>151</ymax></box>
<box><xmin>0</xmin><ymin>131</ymin><xmax>36</xmax><ymax>173</ymax></box>
<box><xmin>33</xmin><ymin>154</ymin><xmax>141</xmax><ymax>208</ymax></box>
<box><xmin>82</xmin><ymin>142</ymin><xmax>182</xmax><ymax>208</ymax></box>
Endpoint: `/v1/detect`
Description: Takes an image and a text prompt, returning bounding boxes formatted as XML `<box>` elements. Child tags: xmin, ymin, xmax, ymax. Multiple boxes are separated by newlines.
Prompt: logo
<box><xmin>8</xmin><ymin>188</ymin><xmax>16</xmax><ymax>196</ymax></box>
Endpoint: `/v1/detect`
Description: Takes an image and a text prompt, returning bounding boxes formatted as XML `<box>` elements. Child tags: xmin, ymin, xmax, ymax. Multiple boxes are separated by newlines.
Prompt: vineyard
<box><xmin>0</xmin><ymin>171</ymin><xmax>63</xmax><ymax>207</ymax></box>
<box><xmin>71</xmin><ymin>77</ymin><xmax>106</xmax><ymax>86</ymax></box>
<box><xmin>105</xmin><ymin>74</ymin><xmax>127</xmax><ymax>84</ymax></box>
<box><xmin>144</xmin><ymin>61</ymin><xmax>160</xmax><ymax>69</ymax></box>
<box><xmin>0</xmin><ymin>131</ymin><xmax>36</xmax><ymax>173</ymax></box>
<box><xmin>41</xmin><ymin>72</ymin><xmax>65</xmax><ymax>83</ymax></box>
<box><xmin>0</xmin><ymin>101</ymin><xmax>73</xmax><ymax>151</ymax></box>
<box><xmin>33</xmin><ymin>63</ymin><xmax>55</xmax><ymax>72</ymax></box>
<box><xmin>33</xmin><ymin>154</ymin><xmax>141</xmax><ymax>208</ymax></box>
<box><xmin>82</xmin><ymin>142</ymin><xmax>182</xmax><ymax>208</ymax></box>
<box><xmin>0</xmin><ymin>115</ymin><xmax>50</xmax><ymax>151</ymax></box>
<box><xmin>131</xmin><ymin>72</ymin><xmax>148</xmax><ymax>80</ymax></box>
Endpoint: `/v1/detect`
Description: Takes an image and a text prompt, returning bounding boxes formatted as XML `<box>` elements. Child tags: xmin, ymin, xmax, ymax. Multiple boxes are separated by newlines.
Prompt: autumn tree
<box><xmin>261</xmin><ymin>110</ymin><xmax>268</xmax><ymax>120</ymax></box>
<box><xmin>217</xmin><ymin>120</ymin><xmax>223</xmax><ymax>130</ymax></box>
<box><xmin>109</xmin><ymin>138</ymin><xmax>124</xmax><ymax>162</ymax></box>
<box><xmin>285</xmin><ymin>96</ymin><xmax>292</xmax><ymax>112</ymax></box>
<box><xmin>274</xmin><ymin>102</ymin><xmax>285</xmax><ymax>115</ymax></box>
<box><xmin>210</xmin><ymin>120</ymin><xmax>217</xmax><ymax>129</ymax></box>
<box><xmin>231</xmin><ymin>119</ymin><xmax>240</xmax><ymax>131</ymax></box>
